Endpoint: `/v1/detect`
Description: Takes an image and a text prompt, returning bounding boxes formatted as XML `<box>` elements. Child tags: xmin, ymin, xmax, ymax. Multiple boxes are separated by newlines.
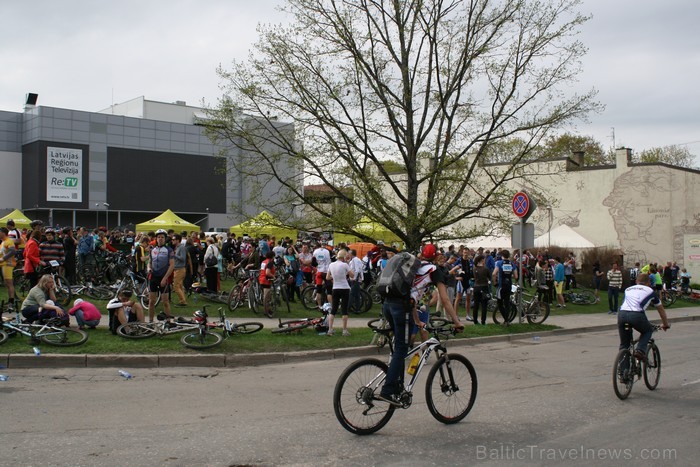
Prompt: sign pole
<box><xmin>519</xmin><ymin>218</ymin><xmax>524</xmax><ymax>323</ymax></box>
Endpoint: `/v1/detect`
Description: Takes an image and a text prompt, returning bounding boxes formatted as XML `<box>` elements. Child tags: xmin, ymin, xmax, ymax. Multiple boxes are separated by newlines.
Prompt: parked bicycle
<box><xmin>333</xmin><ymin>322</ymin><xmax>477</xmax><ymax>435</ymax></box>
<box><xmin>492</xmin><ymin>285</ymin><xmax>550</xmax><ymax>325</ymax></box>
<box><xmin>113</xmin><ymin>270</ymin><xmax>158</xmax><ymax>308</ymax></box>
<box><xmin>0</xmin><ymin>302</ymin><xmax>88</xmax><ymax>347</ymax></box>
<box><xmin>613</xmin><ymin>324</ymin><xmax>662</xmax><ymax>400</ymax></box>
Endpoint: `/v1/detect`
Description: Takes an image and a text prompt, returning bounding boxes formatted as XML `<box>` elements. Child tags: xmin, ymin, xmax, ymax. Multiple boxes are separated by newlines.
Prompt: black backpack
<box><xmin>376</xmin><ymin>252</ymin><xmax>421</xmax><ymax>299</ymax></box>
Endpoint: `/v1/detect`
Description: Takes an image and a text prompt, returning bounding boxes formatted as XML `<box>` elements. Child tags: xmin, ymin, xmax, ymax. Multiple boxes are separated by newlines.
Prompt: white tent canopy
<box><xmin>535</xmin><ymin>224</ymin><xmax>595</xmax><ymax>249</ymax></box>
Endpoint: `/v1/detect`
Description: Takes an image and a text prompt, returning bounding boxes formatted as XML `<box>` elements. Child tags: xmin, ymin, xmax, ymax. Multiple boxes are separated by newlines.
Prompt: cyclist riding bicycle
<box><xmin>378</xmin><ymin>244</ymin><xmax>464</xmax><ymax>404</ymax></box>
<box><xmin>618</xmin><ymin>273</ymin><xmax>670</xmax><ymax>361</ymax></box>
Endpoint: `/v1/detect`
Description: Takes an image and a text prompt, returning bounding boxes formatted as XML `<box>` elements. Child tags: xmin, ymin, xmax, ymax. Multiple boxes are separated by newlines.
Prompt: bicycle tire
<box><xmin>279</xmin><ymin>284</ymin><xmax>291</xmax><ymax>313</ymax></box>
<box><xmin>612</xmin><ymin>348</ymin><xmax>634</xmax><ymax>400</ymax></box>
<box><xmin>425</xmin><ymin>353</ymin><xmax>478</xmax><ymax>424</ymax></box>
<box><xmin>367</xmin><ymin>285</ymin><xmax>382</xmax><ymax>304</ymax></box>
<box><xmin>53</xmin><ymin>274</ymin><xmax>73</xmax><ymax>307</ymax></box>
<box><xmin>0</xmin><ymin>329</ymin><xmax>9</xmax><ymax>345</ymax></box>
<box><xmin>428</xmin><ymin>317</ymin><xmax>451</xmax><ymax>329</ymax></box>
<box><xmin>491</xmin><ymin>303</ymin><xmax>516</xmax><ymax>325</ymax></box>
<box><xmin>180</xmin><ymin>330</ymin><xmax>223</xmax><ymax>349</ymax></box>
<box><xmin>229</xmin><ymin>321</ymin><xmax>264</xmax><ymax>335</ymax></box>
<box><xmin>13</xmin><ymin>269</ymin><xmax>31</xmax><ymax>302</ymax></box>
<box><xmin>333</xmin><ymin>358</ymin><xmax>395</xmax><ymax>435</ymax></box>
<box><xmin>228</xmin><ymin>283</ymin><xmax>244</xmax><ymax>311</ymax></box>
<box><xmin>247</xmin><ymin>284</ymin><xmax>259</xmax><ymax>314</ymax></box>
<box><xmin>40</xmin><ymin>328</ymin><xmax>89</xmax><ymax>346</ymax></box>
<box><xmin>117</xmin><ymin>322</ymin><xmax>157</xmax><ymax>339</ymax></box>
<box><xmin>360</xmin><ymin>288</ymin><xmax>373</xmax><ymax>313</ymax></box>
<box><xmin>139</xmin><ymin>282</ymin><xmax>161</xmax><ymax>309</ymax></box>
<box><xmin>301</xmin><ymin>286</ymin><xmax>318</xmax><ymax>310</ymax></box>
<box><xmin>526</xmin><ymin>300</ymin><xmax>550</xmax><ymax>325</ymax></box>
<box><xmin>643</xmin><ymin>343</ymin><xmax>661</xmax><ymax>390</ymax></box>
<box><xmin>271</xmin><ymin>320</ymin><xmax>309</xmax><ymax>334</ymax></box>
<box><xmin>84</xmin><ymin>285</ymin><xmax>113</xmax><ymax>301</ymax></box>
<box><xmin>661</xmin><ymin>293</ymin><xmax>674</xmax><ymax>308</ymax></box>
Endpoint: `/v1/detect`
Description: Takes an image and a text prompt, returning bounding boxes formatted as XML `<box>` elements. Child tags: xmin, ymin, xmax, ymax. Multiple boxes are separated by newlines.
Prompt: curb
<box><xmin>2</xmin><ymin>315</ymin><xmax>696</xmax><ymax>370</ymax></box>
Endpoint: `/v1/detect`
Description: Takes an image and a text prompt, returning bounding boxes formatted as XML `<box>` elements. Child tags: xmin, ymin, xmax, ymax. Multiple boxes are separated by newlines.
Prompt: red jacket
<box><xmin>23</xmin><ymin>238</ymin><xmax>41</xmax><ymax>273</ymax></box>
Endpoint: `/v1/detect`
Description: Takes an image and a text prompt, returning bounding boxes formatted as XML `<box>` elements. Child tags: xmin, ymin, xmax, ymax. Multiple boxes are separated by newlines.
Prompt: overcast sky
<box><xmin>1</xmin><ymin>0</ymin><xmax>698</xmax><ymax>165</ymax></box>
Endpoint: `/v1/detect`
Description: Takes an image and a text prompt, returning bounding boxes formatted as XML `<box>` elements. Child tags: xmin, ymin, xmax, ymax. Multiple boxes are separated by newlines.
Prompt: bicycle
<box><xmin>271</xmin><ymin>305</ymin><xmax>330</xmax><ymax>334</ymax></box>
<box><xmin>178</xmin><ymin>306</ymin><xmax>225</xmax><ymax>349</ymax></box>
<box><xmin>612</xmin><ymin>324</ymin><xmax>662</xmax><ymax>400</ymax></box>
<box><xmin>492</xmin><ymin>285</ymin><xmax>550</xmax><ymax>325</ymax></box>
<box><xmin>0</xmin><ymin>302</ymin><xmax>89</xmax><ymax>347</ymax></box>
<box><xmin>116</xmin><ymin>313</ymin><xmax>200</xmax><ymax>340</ymax></box>
<box><xmin>562</xmin><ymin>287</ymin><xmax>596</xmax><ymax>305</ymax></box>
<box><xmin>13</xmin><ymin>260</ymin><xmax>72</xmax><ymax>307</ymax></box>
<box><xmin>367</xmin><ymin>311</ymin><xmax>451</xmax><ymax>348</ymax></box>
<box><xmin>333</xmin><ymin>323</ymin><xmax>477</xmax><ymax>435</ymax></box>
<box><xmin>212</xmin><ymin>306</ymin><xmax>264</xmax><ymax>339</ymax></box>
<box><xmin>113</xmin><ymin>270</ymin><xmax>159</xmax><ymax>308</ymax></box>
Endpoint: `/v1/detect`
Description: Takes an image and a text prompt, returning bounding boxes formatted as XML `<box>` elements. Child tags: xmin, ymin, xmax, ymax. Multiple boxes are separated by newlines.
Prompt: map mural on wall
<box><xmin>603</xmin><ymin>166</ymin><xmax>699</xmax><ymax>266</ymax></box>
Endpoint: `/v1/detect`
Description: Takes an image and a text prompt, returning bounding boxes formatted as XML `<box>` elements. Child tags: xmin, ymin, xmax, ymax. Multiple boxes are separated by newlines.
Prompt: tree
<box><xmin>540</xmin><ymin>133</ymin><xmax>611</xmax><ymax>165</ymax></box>
<box><xmin>206</xmin><ymin>0</ymin><xmax>601</xmax><ymax>250</ymax></box>
<box><xmin>636</xmin><ymin>145</ymin><xmax>696</xmax><ymax>169</ymax></box>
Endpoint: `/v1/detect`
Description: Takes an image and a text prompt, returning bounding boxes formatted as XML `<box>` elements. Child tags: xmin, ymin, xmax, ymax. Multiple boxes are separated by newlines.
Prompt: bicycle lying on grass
<box><xmin>562</xmin><ymin>287</ymin><xmax>596</xmax><ymax>305</ymax></box>
<box><xmin>272</xmin><ymin>304</ymin><xmax>330</xmax><ymax>334</ymax></box>
<box><xmin>180</xmin><ymin>306</ymin><xmax>264</xmax><ymax>349</ymax></box>
<box><xmin>0</xmin><ymin>302</ymin><xmax>88</xmax><ymax>347</ymax></box>
<box><xmin>613</xmin><ymin>324</ymin><xmax>663</xmax><ymax>400</ymax></box>
<box><xmin>333</xmin><ymin>322</ymin><xmax>477</xmax><ymax>435</ymax></box>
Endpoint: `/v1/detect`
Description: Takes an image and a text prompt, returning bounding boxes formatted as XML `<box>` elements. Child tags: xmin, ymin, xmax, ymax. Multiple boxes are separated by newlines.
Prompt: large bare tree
<box><xmin>206</xmin><ymin>0</ymin><xmax>601</xmax><ymax>250</ymax></box>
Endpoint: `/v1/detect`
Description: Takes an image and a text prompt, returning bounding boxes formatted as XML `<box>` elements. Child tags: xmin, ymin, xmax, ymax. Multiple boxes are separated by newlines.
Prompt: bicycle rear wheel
<box><xmin>333</xmin><ymin>358</ymin><xmax>395</xmax><ymax>435</ymax></box>
<box><xmin>180</xmin><ymin>330</ymin><xmax>223</xmax><ymax>349</ymax></box>
<box><xmin>40</xmin><ymin>328</ymin><xmax>89</xmax><ymax>346</ymax></box>
<box><xmin>301</xmin><ymin>286</ymin><xmax>318</xmax><ymax>310</ymax></box>
<box><xmin>612</xmin><ymin>348</ymin><xmax>634</xmax><ymax>400</ymax></box>
<box><xmin>425</xmin><ymin>353</ymin><xmax>477</xmax><ymax>424</ymax></box>
<box><xmin>13</xmin><ymin>269</ymin><xmax>31</xmax><ymax>302</ymax></box>
<box><xmin>271</xmin><ymin>320</ymin><xmax>308</xmax><ymax>334</ymax></box>
<box><xmin>526</xmin><ymin>300</ymin><xmax>550</xmax><ymax>324</ymax></box>
<box><xmin>84</xmin><ymin>285</ymin><xmax>113</xmax><ymax>300</ymax></box>
<box><xmin>643</xmin><ymin>343</ymin><xmax>661</xmax><ymax>390</ymax></box>
<box><xmin>247</xmin><ymin>284</ymin><xmax>259</xmax><ymax>314</ymax></box>
<box><xmin>117</xmin><ymin>322</ymin><xmax>157</xmax><ymax>339</ymax></box>
<box><xmin>230</xmin><ymin>322</ymin><xmax>264</xmax><ymax>335</ymax></box>
<box><xmin>228</xmin><ymin>283</ymin><xmax>244</xmax><ymax>311</ymax></box>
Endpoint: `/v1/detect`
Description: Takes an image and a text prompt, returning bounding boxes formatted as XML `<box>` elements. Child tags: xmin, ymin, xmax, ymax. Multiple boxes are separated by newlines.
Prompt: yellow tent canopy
<box><xmin>230</xmin><ymin>211</ymin><xmax>297</xmax><ymax>239</ymax></box>
<box><xmin>334</xmin><ymin>216</ymin><xmax>402</xmax><ymax>245</ymax></box>
<box><xmin>135</xmin><ymin>209</ymin><xmax>199</xmax><ymax>233</ymax></box>
<box><xmin>0</xmin><ymin>209</ymin><xmax>32</xmax><ymax>229</ymax></box>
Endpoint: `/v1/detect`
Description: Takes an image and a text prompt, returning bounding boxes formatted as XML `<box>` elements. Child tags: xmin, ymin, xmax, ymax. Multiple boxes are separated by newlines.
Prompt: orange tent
<box><xmin>348</xmin><ymin>242</ymin><xmax>377</xmax><ymax>258</ymax></box>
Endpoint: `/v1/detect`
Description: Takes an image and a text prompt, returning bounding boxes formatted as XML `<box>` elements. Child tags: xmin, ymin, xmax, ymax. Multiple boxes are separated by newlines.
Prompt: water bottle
<box><xmin>407</xmin><ymin>353</ymin><xmax>420</xmax><ymax>375</ymax></box>
<box><xmin>118</xmin><ymin>370</ymin><xmax>132</xmax><ymax>379</ymax></box>
<box><xmin>33</xmin><ymin>347</ymin><xmax>41</xmax><ymax>356</ymax></box>
<box><xmin>0</xmin><ymin>375</ymin><xmax>8</xmax><ymax>381</ymax></box>
<box><xmin>533</xmin><ymin>336</ymin><xmax>541</xmax><ymax>343</ymax></box>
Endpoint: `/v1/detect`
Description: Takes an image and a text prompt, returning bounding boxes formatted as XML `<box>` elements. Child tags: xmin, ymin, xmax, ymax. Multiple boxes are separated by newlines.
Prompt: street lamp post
<box><xmin>95</xmin><ymin>203</ymin><xmax>99</xmax><ymax>229</ymax></box>
<box><xmin>103</xmin><ymin>203</ymin><xmax>110</xmax><ymax>230</ymax></box>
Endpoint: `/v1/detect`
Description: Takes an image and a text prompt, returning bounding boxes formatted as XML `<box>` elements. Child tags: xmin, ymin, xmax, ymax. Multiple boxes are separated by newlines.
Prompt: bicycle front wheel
<box><xmin>247</xmin><ymin>284</ymin><xmax>259</xmax><ymax>314</ymax></box>
<box><xmin>526</xmin><ymin>300</ymin><xmax>550</xmax><ymax>324</ymax></box>
<box><xmin>117</xmin><ymin>322</ymin><xmax>157</xmax><ymax>339</ymax></box>
<box><xmin>425</xmin><ymin>353</ymin><xmax>477</xmax><ymax>424</ymax></box>
<box><xmin>333</xmin><ymin>358</ymin><xmax>395</xmax><ymax>435</ymax></box>
<box><xmin>230</xmin><ymin>322</ymin><xmax>264</xmax><ymax>335</ymax></box>
<box><xmin>0</xmin><ymin>329</ymin><xmax>9</xmax><ymax>345</ymax></box>
<box><xmin>643</xmin><ymin>343</ymin><xmax>661</xmax><ymax>390</ymax></box>
<box><xmin>228</xmin><ymin>283</ymin><xmax>244</xmax><ymax>311</ymax></box>
<box><xmin>40</xmin><ymin>328</ymin><xmax>89</xmax><ymax>346</ymax></box>
<box><xmin>301</xmin><ymin>286</ymin><xmax>318</xmax><ymax>310</ymax></box>
<box><xmin>612</xmin><ymin>348</ymin><xmax>634</xmax><ymax>400</ymax></box>
<box><xmin>180</xmin><ymin>330</ymin><xmax>223</xmax><ymax>349</ymax></box>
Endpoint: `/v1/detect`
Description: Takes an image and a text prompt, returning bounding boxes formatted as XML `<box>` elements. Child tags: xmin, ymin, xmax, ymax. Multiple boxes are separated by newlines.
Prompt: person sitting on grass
<box><xmin>68</xmin><ymin>298</ymin><xmax>102</xmax><ymax>330</ymax></box>
<box><xmin>107</xmin><ymin>290</ymin><xmax>145</xmax><ymax>334</ymax></box>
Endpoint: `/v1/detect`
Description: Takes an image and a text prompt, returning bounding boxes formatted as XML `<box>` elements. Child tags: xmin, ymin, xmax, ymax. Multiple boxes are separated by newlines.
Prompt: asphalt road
<box><xmin>1</xmin><ymin>322</ymin><xmax>698</xmax><ymax>466</ymax></box>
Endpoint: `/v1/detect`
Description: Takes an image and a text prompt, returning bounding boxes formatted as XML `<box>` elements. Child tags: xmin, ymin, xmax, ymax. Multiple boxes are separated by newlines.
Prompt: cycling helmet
<box><xmin>155</xmin><ymin>229</ymin><xmax>167</xmax><ymax>237</ymax></box>
<box><xmin>193</xmin><ymin>310</ymin><xmax>206</xmax><ymax>323</ymax></box>
<box><xmin>421</xmin><ymin>243</ymin><xmax>437</xmax><ymax>261</ymax></box>
<box><xmin>44</xmin><ymin>228</ymin><xmax>55</xmax><ymax>234</ymax></box>
<box><xmin>321</xmin><ymin>302</ymin><xmax>332</xmax><ymax>314</ymax></box>
<box><xmin>30</xmin><ymin>219</ymin><xmax>43</xmax><ymax>229</ymax></box>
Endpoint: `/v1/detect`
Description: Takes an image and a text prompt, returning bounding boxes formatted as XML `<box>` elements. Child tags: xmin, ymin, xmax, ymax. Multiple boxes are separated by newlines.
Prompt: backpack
<box><xmin>376</xmin><ymin>252</ymin><xmax>421</xmax><ymax>299</ymax></box>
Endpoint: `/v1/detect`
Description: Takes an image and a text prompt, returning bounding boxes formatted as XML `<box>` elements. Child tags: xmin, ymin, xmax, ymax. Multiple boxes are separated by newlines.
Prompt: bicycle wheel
<box><xmin>661</xmin><ymin>293</ymin><xmax>673</xmax><ymax>308</ymax></box>
<box><xmin>526</xmin><ymin>300</ymin><xmax>550</xmax><ymax>324</ymax></box>
<box><xmin>53</xmin><ymin>275</ymin><xmax>72</xmax><ymax>307</ymax></box>
<box><xmin>247</xmin><ymin>284</ymin><xmax>259</xmax><ymax>314</ymax></box>
<box><xmin>643</xmin><ymin>343</ymin><xmax>661</xmax><ymax>390</ymax></box>
<box><xmin>228</xmin><ymin>283</ymin><xmax>244</xmax><ymax>311</ymax></box>
<box><xmin>117</xmin><ymin>322</ymin><xmax>157</xmax><ymax>339</ymax></box>
<box><xmin>491</xmin><ymin>302</ymin><xmax>515</xmax><ymax>324</ymax></box>
<box><xmin>367</xmin><ymin>285</ymin><xmax>382</xmax><ymax>304</ymax></box>
<box><xmin>333</xmin><ymin>358</ymin><xmax>396</xmax><ymax>435</ymax></box>
<box><xmin>279</xmin><ymin>284</ymin><xmax>291</xmax><ymax>313</ymax></box>
<box><xmin>612</xmin><ymin>349</ymin><xmax>634</xmax><ymax>400</ymax></box>
<box><xmin>84</xmin><ymin>285</ymin><xmax>113</xmax><ymax>300</ymax></box>
<box><xmin>13</xmin><ymin>269</ymin><xmax>31</xmax><ymax>302</ymax></box>
<box><xmin>573</xmin><ymin>289</ymin><xmax>596</xmax><ymax>305</ymax></box>
<box><xmin>180</xmin><ymin>330</ymin><xmax>223</xmax><ymax>349</ymax></box>
<box><xmin>40</xmin><ymin>328</ymin><xmax>89</xmax><ymax>346</ymax></box>
<box><xmin>271</xmin><ymin>320</ymin><xmax>308</xmax><ymax>334</ymax></box>
<box><xmin>301</xmin><ymin>286</ymin><xmax>318</xmax><ymax>310</ymax></box>
<box><xmin>425</xmin><ymin>353</ymin><xmax>478</xmax><ymax>424</ymax></box>
<box><xmin>367</xmin><ymin>317</ymin><xmax>385</xmax><ymax>330</ymax></box>
<box><xmin>0</xmin><ymin>329</ymin><xmax>9</xmax><ymax>345</ymax></box>
<box><xmin>428</xmin><ymin>317</ymin><xmax>451</xmax><ymax>329</ymax></box>
<box><xmin>230</xmin><ymin>322</ymin><xmax>264</xmax><ymax>335</ymax></box>
<box><xmin>360</xmin><ymin>289</ymin><xmax>373</xmax><ymax>313</ymax></box>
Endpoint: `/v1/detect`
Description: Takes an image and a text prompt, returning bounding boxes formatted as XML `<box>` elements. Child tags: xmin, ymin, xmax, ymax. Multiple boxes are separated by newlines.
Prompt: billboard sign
<box><xmin>47</xmin><ymin>147</ymin><xmax>82</xmax><ymax>202</ymax></box>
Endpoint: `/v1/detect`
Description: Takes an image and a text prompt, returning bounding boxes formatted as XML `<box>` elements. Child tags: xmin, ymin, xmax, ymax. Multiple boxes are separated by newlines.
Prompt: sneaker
<box><xmin>556</xmin><ymin>304</ymin><xmax>562</xmax><ymax>308</ymax></box>
<box><xmin>266</xmin><ymin>310</ymin><xmax>274</xmax><ymax>319</ymax></box>
<box><xmin>607</xmin><ymin>310</ymin><xmax>614</xmax><ymax>314</ymax></box>
<box><xmin>375</xmin><ymin>393</ymin><xmax>402</xmax><ymax>406</ymax></box>
<box><xmin>634</xmin><ymin>350</ymin><xmax>647</xmax><ymax>362</ymax></box>
<box><xmin>342</xmin><ymin>330</ymin><xmax>350</xmax><ymax>337</ymax></box>
<box><xmin>326</xmin><ymin>329</ymin><xmax>335</xmax><ymax>336</ymax></box>
<box><xmin>465</xmin><ymin>315</ymin><xmax>473</xmax><ymax>322</ymax></box>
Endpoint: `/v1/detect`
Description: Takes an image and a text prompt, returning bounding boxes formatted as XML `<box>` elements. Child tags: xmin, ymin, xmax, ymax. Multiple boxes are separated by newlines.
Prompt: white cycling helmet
<box><xmin>155</xmin><ymin>229</ymin><xmax>167</xmax><ymax>237</ymax></box>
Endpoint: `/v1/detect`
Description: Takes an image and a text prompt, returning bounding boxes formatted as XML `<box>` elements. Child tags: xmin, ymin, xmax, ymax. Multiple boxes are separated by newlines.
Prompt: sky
<box><xmin>1</xmin><ymin>0</ymin><xmax>699</xmax><ymax>166</ymax></box>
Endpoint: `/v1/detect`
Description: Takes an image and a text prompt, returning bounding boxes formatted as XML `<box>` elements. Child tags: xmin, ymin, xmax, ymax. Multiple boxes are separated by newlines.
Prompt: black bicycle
<box><xmin>613</xmin><ymin>324</ymin><xmax>663</xmax><ymax>400</ymax></box>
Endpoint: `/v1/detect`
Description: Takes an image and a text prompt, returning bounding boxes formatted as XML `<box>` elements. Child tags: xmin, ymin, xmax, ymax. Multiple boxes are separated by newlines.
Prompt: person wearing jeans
<box><xmin>68</xmin><ymin>298</ymin><xmax>102</xmax><ymax>329</ymax></box>
<box><xmin>607</xmin><ymin>262</ymin><xmax>623</xmax><ymax>314</ymax></box>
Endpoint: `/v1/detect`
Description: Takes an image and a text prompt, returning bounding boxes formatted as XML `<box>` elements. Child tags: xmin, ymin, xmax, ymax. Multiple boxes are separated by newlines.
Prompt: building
<box><xmin>0</xmin><ymin>95</ymin><xmax>299</xmax><ymax>231</ymax></box>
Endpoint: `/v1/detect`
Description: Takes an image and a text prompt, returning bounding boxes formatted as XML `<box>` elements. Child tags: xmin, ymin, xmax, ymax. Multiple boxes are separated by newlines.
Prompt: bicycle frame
<box><xmin>2</xmin><ymin>313</ymin><xmax>71</xmax><ymax>341</ymax></box>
